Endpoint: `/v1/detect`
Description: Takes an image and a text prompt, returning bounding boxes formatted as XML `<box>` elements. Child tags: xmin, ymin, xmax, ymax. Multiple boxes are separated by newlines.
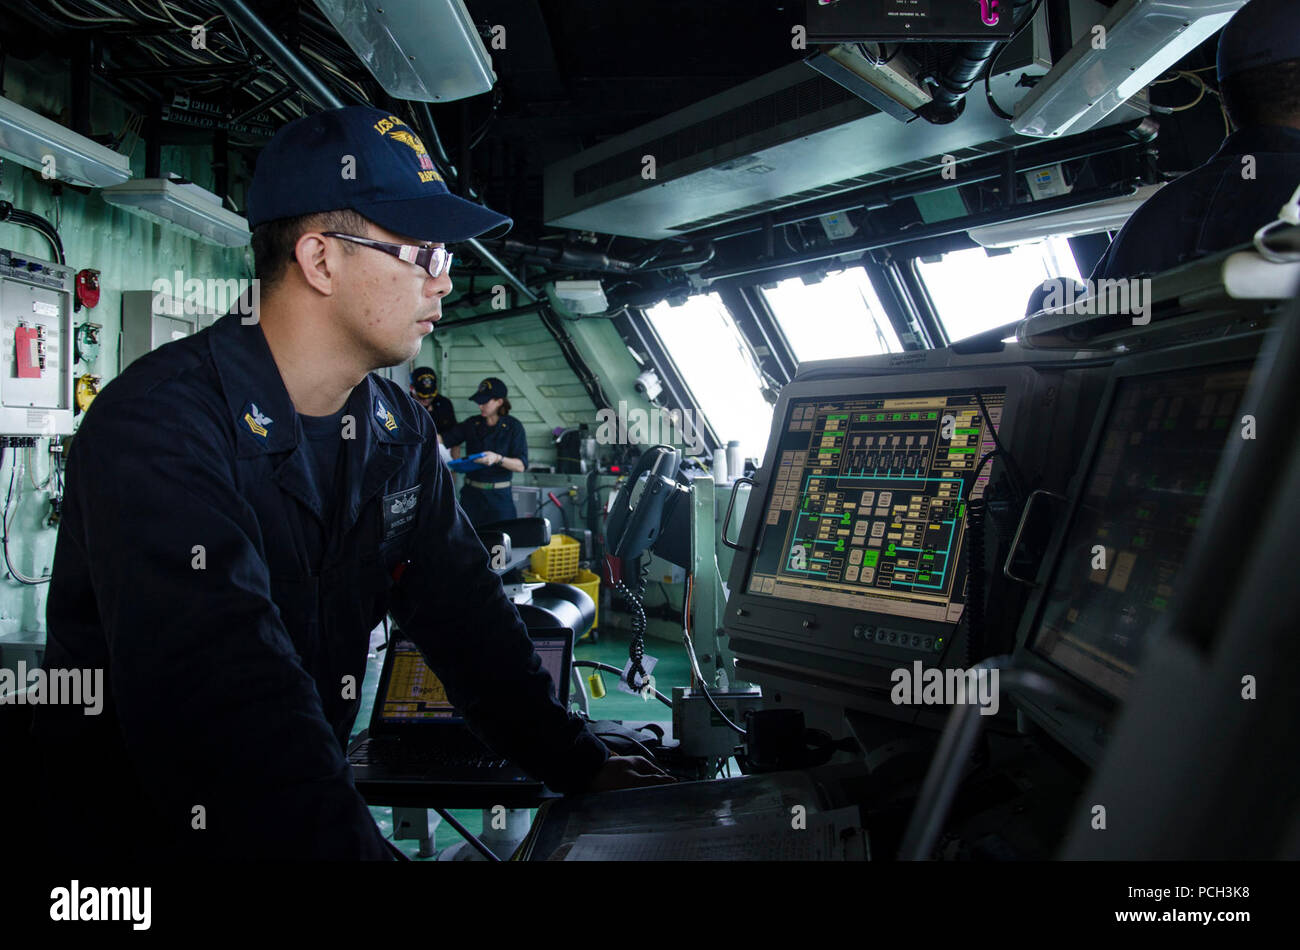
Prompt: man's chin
<box><xmin>371</xmin><ymin>340</ymin><xmax>423</xmax><ymax>373</ymax></box>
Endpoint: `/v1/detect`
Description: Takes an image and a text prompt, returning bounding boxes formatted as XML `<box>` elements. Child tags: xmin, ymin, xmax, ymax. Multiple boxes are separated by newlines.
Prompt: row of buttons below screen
<box><xmin>853</xmin><ymin>625</ymin><xmax>943</xmax><ymax>653</ymax></box>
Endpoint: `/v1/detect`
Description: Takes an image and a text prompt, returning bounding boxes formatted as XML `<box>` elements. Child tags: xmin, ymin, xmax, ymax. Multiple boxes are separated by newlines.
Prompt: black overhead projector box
<box><xmin>806</xmin><ymin>0</ymin><xmax>1019</xmax><ymax>43</ymax></box>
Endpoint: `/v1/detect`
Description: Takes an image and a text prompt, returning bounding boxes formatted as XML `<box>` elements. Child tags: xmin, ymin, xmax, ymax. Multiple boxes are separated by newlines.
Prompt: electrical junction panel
<box><xmin>120</xmin><ymin>289</ymin><xmax>221</xmax><ymax>371</ymax></box>
<box><xmin>0</xmin><ymin>248</ymin><xmax>74</xmax><ymax>436</ymax></box>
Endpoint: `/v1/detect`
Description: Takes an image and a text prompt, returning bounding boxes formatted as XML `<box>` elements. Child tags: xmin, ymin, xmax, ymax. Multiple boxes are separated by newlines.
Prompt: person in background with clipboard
<box><xmin>441</xmin><ymin>376</ymin><xmax>528</xmax><ymax>526</ymax></box>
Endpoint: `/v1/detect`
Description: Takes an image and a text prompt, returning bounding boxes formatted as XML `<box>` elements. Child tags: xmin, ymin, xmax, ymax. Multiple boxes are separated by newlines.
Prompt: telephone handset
<box><xmin>605</xmin><ymin>444</ymin><xmax>683</xmax><ymax>560</ymax></box>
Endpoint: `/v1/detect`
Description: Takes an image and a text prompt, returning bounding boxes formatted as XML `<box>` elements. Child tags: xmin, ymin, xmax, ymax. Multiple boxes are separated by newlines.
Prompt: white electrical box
<box><xmin>120</xmin><ymin>289</ymin><xmax>222</xmax><ymax>371</ymax></box>
<box><xmin>0</xmin><ymin>247</ymin><xmax>74</xmax><ymax>436</ymax></box>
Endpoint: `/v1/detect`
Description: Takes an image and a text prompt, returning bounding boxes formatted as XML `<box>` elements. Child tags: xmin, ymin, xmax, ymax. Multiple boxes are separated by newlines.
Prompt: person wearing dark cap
<box><xmin>409</xmin><ymin>365</ymin><xmax>457</xmax><ymax>434</ymax></box>
<box><xmin>33</xmin><ymin>105</ymin><xmax>671</xmax><ymax>862</ymax></box>
<box><xmin>1092</xmin><ymin>0</ymin><xmax>1300</xmax><ymax>280</ymax></box>
<box><xmin>441</xmin><ymin>376</ymin><xmax>529</xmax><ymax>526</ymax></box>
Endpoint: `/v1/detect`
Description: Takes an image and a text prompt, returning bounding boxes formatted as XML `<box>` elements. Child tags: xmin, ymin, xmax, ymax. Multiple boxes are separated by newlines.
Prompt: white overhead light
<box><xmin>311</xmin><ymin>0</ymin><xmax>496</xmax><ymax>102</ymax></box>
<box><xmin>968</xmin><ymin>184</ymin><xmax>1166</xmax><ymax>247</ymax></box>
<box><xmin>0</xmin><ymin>95</ymin><xmax>130</xmax><ymax>187</ymax></box>
<box><xmin>1014</xmin><ymin>0</ymin><xmax>1247</xmax><ymax>139</ymax></box>
<box><xmin>100</xmin><ymin>178</ymin><xmax>250</xmax><ymax>247</ymax></box>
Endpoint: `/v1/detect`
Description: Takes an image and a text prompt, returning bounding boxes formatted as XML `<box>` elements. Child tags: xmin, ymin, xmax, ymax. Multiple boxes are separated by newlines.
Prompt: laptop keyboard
<box><xmin>352</xmin><ymin>736</ymin><xmax>512</xmax><ymax>771</ymax></box>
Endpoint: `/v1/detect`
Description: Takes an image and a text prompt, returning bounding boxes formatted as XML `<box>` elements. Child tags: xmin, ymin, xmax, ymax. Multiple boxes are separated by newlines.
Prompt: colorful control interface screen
<box><xmin>1029</xmin><ymin>363</ymin><xmax>1251</xmax><ymax>700</ymax></box>
<box><xmin>380</xmin><ymin>638</ymin><xmax>566</xmax><ymax>723</ymax></box>
<box><xmin>746</xmin><ymin>388</ymin><xmax>1007</xmax><ymax>624</ymax></box>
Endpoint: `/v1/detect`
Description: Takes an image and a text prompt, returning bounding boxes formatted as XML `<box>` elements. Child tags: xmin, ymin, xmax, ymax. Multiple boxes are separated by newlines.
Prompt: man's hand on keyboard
<box><xmin>587</xmin><ymin>755</ymin><xmax>677</xmax><ymax>792</ymax></box>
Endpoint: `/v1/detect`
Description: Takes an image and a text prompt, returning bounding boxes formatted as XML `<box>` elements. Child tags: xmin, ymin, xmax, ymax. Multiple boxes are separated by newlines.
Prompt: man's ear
<box><xmin>293</xmin><ymin>232</ymin><xmax>335</xmax><ymax>296</ymax></box>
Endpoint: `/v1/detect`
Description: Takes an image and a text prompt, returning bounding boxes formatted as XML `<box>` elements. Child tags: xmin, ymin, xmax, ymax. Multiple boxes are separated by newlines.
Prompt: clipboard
<box><xmin>447</xmin><ymin>452</ymin><xmax>489</xmax><ymax>473</ymax></box>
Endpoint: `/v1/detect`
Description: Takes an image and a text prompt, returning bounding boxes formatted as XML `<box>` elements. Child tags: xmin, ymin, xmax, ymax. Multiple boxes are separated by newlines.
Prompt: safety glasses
<box><xmin>321</xmin><ymin>232</ymin><xmax>453</xmax><ymax>279</ymax></box>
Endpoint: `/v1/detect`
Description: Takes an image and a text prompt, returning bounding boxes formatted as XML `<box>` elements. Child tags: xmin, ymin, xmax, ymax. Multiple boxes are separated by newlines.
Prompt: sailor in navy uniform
<box><xmin>32</xmin><ymin>105</ymin><xmax>670</xmax><ymax>861</ymax></box>
<box><xmin>409</xmin><ymin>365</ymin><xmax>458</xmax><ymax>433</ymax></box>
<box><xmin>441</xmin><ymin>376</ymin><xmax>529</xmax><ymax>526</ymax></box>
<box><xmin>1092</xmin><ymin>0</ymin><xmax>1300</xmax><ymax>280</ymax></box>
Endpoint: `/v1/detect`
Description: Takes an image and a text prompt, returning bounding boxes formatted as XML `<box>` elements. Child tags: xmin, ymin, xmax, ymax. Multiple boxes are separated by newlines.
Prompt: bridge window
<box><xmin>645</xmin><ymin>293</ymin><xmax>775</xmax><ymax>467</ymax></box>
<box><xmin>915</xmin><ymin>236</ymin><xmax>1083</xmax><ymax>343</ymax></box>
<box><xmin>759</xmin><ymin>267</ymin><xmax>901</xmax><ymax>362</ymax></box>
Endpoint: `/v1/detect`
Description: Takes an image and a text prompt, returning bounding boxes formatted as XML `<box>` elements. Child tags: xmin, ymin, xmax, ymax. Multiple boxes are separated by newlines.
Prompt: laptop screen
<box><xmin>378</xmin><ymin>633</ymin><xmax>570</xmax><ymax>725</ymax></box>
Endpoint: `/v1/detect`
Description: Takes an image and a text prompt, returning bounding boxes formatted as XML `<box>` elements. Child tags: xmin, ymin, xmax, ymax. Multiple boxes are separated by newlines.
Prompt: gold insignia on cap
<box><xmin>384</xmin><ymin>127</ymin><xmax>442</xmax><ymax>184</ymax></box>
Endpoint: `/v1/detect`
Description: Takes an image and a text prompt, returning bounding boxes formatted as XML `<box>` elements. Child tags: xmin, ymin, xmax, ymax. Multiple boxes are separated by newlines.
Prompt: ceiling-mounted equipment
<box><xmin>1013</xmin><ymin>0</ymin><xmax>1248</xmax><ymax>138</ymax></box>
<box><xmin>0</xmin><ymin>96</ymin><xmax>130</xmax><ymax>188</ymax></box>
<box><xmin>806</xmin><ymin>0</ymin><xmax>1017</xmax><ymax>42</ymax></box>
<box><xmin>554</xmin><ymin>280</ymin><xmax>609</xmax><ymax>316</ymax></box>
<box><xmin>310</xmin><ymin>0</ymin><xmax>496</xmax><ymax>102</ymax></box>
<box><xmin>544</xmin><ymin>53</ymin><xmax>1145</xmax><ymax>240</ymax></box>
<box><xmin>968</xmin><ymin>183</ymin><xmax>1165</xmax><ymax>246</ymax></box>
<box><xmin>807</xmin><ymin>2</ymin><xmax>1107</xmax><ymax>124</ymax></box>
<box><xmin>100</xmin><ymin>177</ymin><xmax>250</xmax><ymax>247</ymax></box>
<box><xmin>546</xmin><ymin>62</ymin><xmax>1021</xmax><ymax>240</ymax></box>
<box><xmin>804</xmin><ymin>44</ymin><xmax>933</xmax><ymax>121</ymax></box>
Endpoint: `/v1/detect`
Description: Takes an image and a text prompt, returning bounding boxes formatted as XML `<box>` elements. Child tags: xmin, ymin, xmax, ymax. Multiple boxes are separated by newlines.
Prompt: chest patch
<box><xmin>381</xmin><ymin>485</ymin><xmax>420</xmax><ymax>541</ymax></box>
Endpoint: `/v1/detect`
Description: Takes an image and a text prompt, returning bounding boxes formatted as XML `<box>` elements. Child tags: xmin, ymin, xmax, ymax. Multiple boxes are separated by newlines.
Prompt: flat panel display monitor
<box><xmin>1013</xmin><ymin>334</ymin><xmax>1263</xmax><ymax>762</ymax></box>
<box><xmin>745</xmin><ymin>387</ymin><xmax>1007</xmax><ymax>627</ymax></box>
<box><xmin>726</xmin><ymin>364</ymin><xmax>1051</xmax><ymax>679</ymax></box>
<box><xmin>379</xmin><ymin>636</ymin><xmax>569</xmax><ymax>725</ymax></box>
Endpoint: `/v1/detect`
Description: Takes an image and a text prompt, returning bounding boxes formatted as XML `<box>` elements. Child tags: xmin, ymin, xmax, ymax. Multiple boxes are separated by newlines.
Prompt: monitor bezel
<box><xmin>725</xmin><ymin>364</ymin><xmax>1046</xmax><ymax>675</ymax></box>
<box><xmin>1010</xmin><ymin>332</ymin><xmax>1266</xmax><ymax>765</ymax></box>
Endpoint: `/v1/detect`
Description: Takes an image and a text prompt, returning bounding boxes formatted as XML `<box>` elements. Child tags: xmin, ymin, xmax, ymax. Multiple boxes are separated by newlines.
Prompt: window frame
<box><xmin>756</xmin><ymin>264</ymin><xmax>910</xmax><ymax>365</ymax></box>
<box><xmin>639</xmin><ymin>292</ymin><xmax>778</xmax><ymax>465</ymax></box>
<box><xmin>908</xmin><ymin>236</ymin><xmax>1086</xmax><ymax>344</ymax></box>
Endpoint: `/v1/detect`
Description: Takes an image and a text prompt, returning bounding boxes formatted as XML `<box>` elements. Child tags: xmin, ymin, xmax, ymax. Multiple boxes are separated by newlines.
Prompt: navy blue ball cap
<box><xmin>1218</xmin><ymin>0</ymin><xmax>1300</xmax><ymax>81</ymax></box>
<box><xmin>471</xmin><ymin>377</ymin><xmax>507</xmax><ymax>403</ymax></box>
<box><xmin>246</xmin><ymin>106</ymin><xmax>512</xmax><ymax>242</ymax></box>
<box><xmin>410</xmin><ymin>366</ymin><xmax>438</xmax><ymax>396</ymax></box>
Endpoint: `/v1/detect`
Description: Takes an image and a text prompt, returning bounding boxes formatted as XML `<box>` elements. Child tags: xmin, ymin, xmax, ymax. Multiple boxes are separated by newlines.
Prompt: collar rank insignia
<box><xmin>242</xmin><ymin>402</ymin><xmax>272</xmax><ymax>439</ymax></box>
<box><xmin>375</xmin><ymin>398</ymin><xmax>398</xmax><ymax>432</ymax></box>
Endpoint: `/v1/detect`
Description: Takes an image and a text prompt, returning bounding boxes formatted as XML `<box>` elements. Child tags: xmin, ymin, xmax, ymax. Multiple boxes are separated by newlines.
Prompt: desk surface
<box><xmin>517</xmin><ymin>761</ymin><xmax>872</xmax><ymax>860</ymax></box>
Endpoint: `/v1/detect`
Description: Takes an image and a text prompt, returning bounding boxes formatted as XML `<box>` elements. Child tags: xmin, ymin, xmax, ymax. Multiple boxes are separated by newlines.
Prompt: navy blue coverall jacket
<box><xmin>1091</xmin><ymin>125</ymin><xmax>1300</xmax><ymax>280</ymax></box>
<box><xmin>442</xmin><ymin>415</ymin><xmax>529</xmax><ymax>487</ymax></box>
<box><xmin>426</xmin><ymin>393</ymin><xmax>457</xmax><ymax>434</ymax></box>
<box><xmin>31</xmin><ymin>311</ymin><xmax>608</xmax><ymax>859</ymax></box>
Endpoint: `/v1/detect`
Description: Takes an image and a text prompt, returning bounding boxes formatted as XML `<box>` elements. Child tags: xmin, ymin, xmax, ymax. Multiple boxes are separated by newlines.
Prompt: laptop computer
<box><xmin>348</xmin><ymin>629</ymin><xmax>574</xmax><ymax>807</ymax></box>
